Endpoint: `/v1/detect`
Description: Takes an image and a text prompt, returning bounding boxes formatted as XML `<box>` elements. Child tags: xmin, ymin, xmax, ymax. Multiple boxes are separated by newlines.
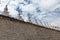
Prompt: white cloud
<box><xmin>19</xmin><ymin>4</ymin><xmax>36</xmax><ymax>12</ymax></box>
<box><xmin>51</xmin><ymin>18</ymin><xmax>60</xmax><ymax>27</ymax></box>
<box><xmin>8</xmin><ymin>9</ymin><xmax>19</xmax><ymax>18</ymax></box>
<box><xmin>39</xmin><ymin>0</ymin><xmax>59</xmax><ymax>11</ymax></box>
<box><xmin>19</xmin><ymin>0</ymin><xmax>24</xmax><ymax>3</ymax></box>
<box><xmin>0</xmin><ymin>0</ymin><xmax>60</xmax><ymax>28</ymax></box>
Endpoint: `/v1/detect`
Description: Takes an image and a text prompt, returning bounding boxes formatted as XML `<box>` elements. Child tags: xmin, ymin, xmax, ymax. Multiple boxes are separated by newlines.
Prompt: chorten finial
<box><xmin>2</xmin><ymin>5</ymin><xmax>9</xmax><ymax>16</ymax></box>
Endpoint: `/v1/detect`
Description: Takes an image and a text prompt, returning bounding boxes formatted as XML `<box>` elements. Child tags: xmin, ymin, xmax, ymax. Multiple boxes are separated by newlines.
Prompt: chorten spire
<box><xmin>2</xmin><ymin>5</ymin><xmax>9</xmax><ymax>16</ymax></box>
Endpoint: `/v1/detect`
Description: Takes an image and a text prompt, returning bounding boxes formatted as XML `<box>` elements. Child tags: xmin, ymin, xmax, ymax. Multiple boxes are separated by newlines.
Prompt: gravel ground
<box><xmin>0</xmin><ymin>15</ymin><xmax>60</xmax><ymax>40</ymax></box>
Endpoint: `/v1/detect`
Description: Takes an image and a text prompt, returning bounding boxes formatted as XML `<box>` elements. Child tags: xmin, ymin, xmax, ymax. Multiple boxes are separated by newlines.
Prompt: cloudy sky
<box><xmin>0</xmin><ymin>0</ymin><xmax>60</xmax><ymax>27</ymax></box>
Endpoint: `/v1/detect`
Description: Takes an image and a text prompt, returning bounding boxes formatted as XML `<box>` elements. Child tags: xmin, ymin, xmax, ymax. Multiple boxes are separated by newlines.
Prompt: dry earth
<box><xmin>0</xmin><ymin>15</ymin><xmax>60</xmax><ymax>40</ymax></box>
